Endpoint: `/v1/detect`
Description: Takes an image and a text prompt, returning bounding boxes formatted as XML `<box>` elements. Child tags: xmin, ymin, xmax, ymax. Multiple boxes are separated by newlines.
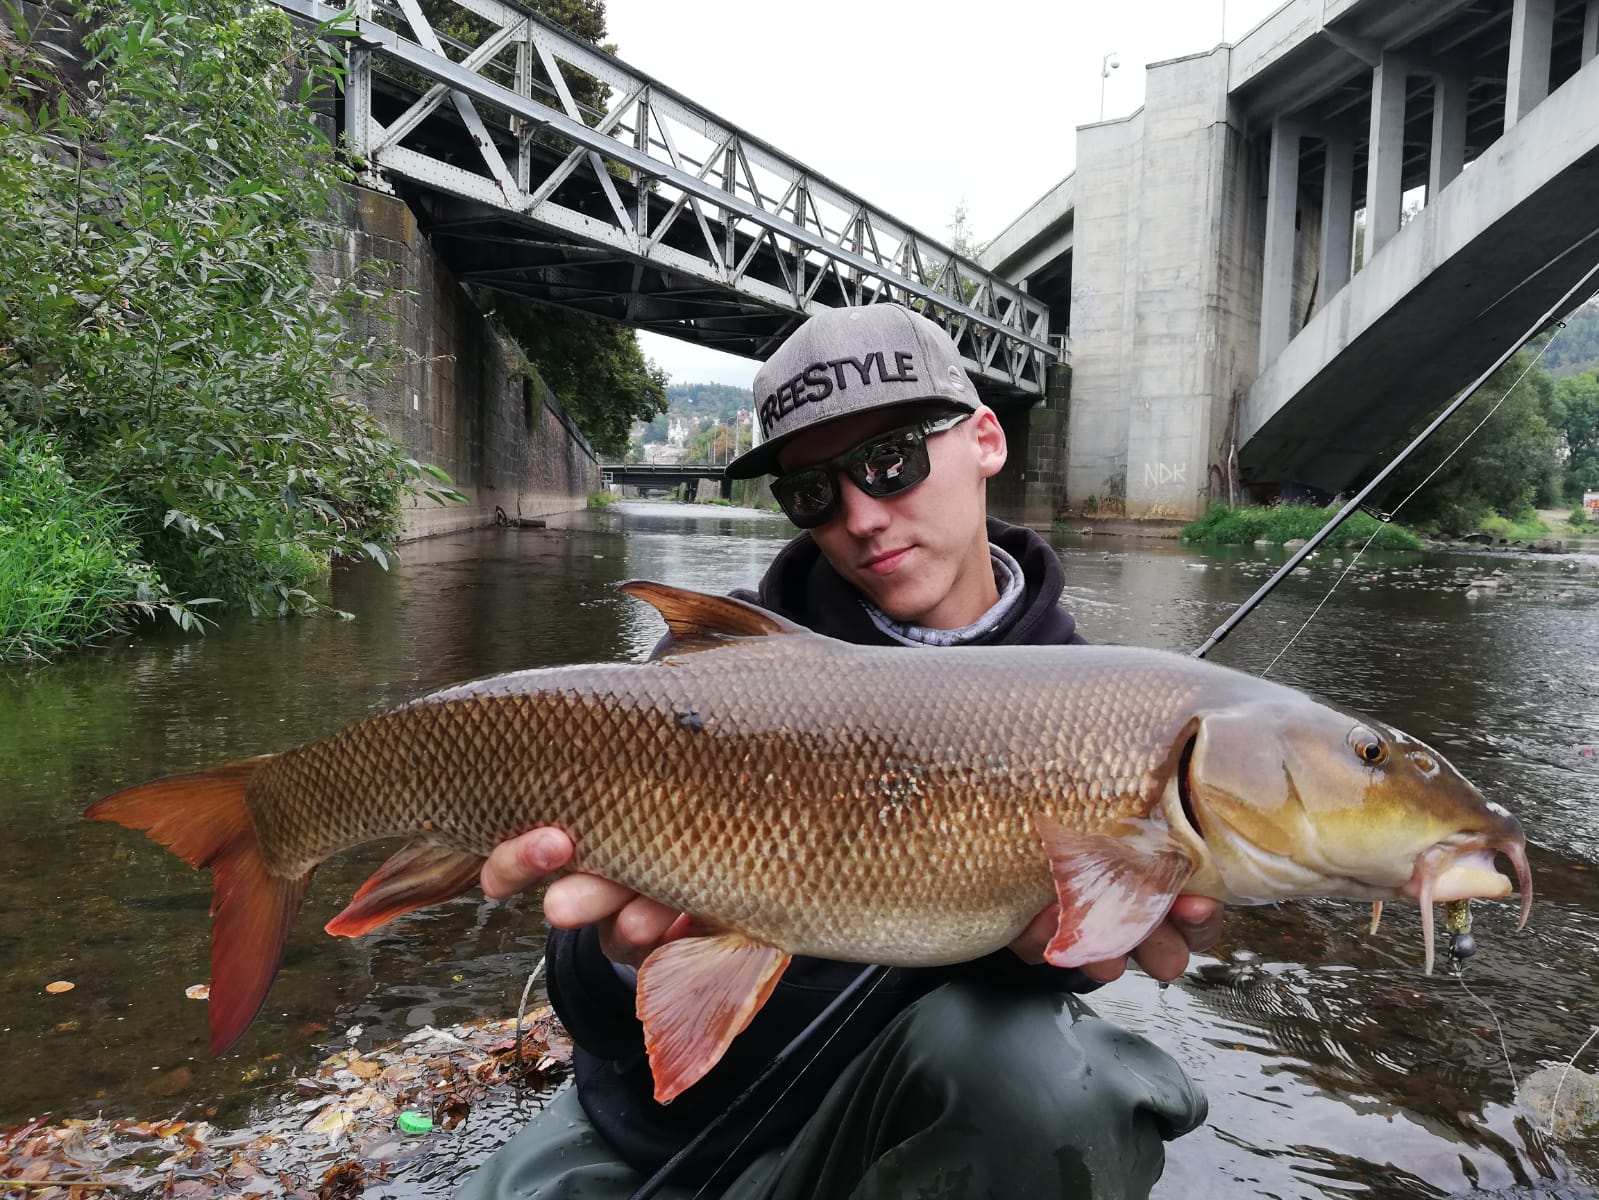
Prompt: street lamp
<box><xmin>1099</xmin><ymin>51</ymin><xmax>1120</xmax><ymax>122</ymax></box>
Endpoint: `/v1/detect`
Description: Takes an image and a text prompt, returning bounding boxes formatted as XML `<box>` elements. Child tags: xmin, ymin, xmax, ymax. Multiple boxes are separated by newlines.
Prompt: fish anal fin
<box><xmin>86</xmin><ymin>758</ymin><xmax>306</xmax><ymax>1056</ymax></box>
<box><xmin>1034</xmin><ymin>814</ymin><xmax>1195</xmax><ymax>969</ymax></box>
<box><xmin>636</xmin><ymin>932</ymin><xmax>790</xmax><ymax>1104</ymax></box>
<box><xmin>620</xmin><ymin>581</ymin><xmax>804</xmax><ymax>652</ymax></box>
<box><xmin>325</xmin><ymin>840</ymin><xmax>486</xmax><ymax>938</ymax></box>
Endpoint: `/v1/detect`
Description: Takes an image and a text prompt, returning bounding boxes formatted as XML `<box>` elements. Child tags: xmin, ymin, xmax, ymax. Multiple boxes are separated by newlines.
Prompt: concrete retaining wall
<box><xmin>316</xmin><ymin>187</ymin><xmax>599</xmax><ymax>540</ymax></box>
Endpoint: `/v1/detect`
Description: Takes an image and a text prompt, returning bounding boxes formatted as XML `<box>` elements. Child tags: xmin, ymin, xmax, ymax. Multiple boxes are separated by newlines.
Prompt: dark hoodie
<box><xmin>544</xmin><ymin>519</ymin><xmax>1092</xmax><ymax>1185</ymax></box>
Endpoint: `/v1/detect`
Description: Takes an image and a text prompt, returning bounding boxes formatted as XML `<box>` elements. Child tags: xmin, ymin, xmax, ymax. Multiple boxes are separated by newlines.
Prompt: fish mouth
<box><xmin>1410</xmin><ymin>836</ymin><xmax>1533</xmax><ymax>973</ymax></box>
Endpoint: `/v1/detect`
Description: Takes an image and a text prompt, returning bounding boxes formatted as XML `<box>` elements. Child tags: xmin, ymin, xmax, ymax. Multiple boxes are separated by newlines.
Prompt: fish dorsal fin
<box><xmin>1034</xmin><ymin>814</ymin><xmax>1196</xmax><ymax>969</ymax></box>
<box><xmin>636</xmin><ymin>931</ymin><xmax>791</xmax><ymax>1104</ymax></box>
<box><xmin>620</xmin><ymin>580</ymin><xmax>805</xmax><ymax>652</ymax></box>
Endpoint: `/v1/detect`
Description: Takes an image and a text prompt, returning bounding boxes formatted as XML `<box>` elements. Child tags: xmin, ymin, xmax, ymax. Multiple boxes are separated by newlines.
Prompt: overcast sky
<box><xmin>602</xmin><ymin>0</ymin><xmax>1286</xmax><ymax>388</ymax></box>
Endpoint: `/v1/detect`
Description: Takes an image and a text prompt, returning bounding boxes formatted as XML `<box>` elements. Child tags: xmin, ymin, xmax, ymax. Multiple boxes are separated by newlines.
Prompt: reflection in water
<box><xmin>2</xmin><ymin>505</ymin><xmax>1597</xmax><ymax>1197</ymax></box>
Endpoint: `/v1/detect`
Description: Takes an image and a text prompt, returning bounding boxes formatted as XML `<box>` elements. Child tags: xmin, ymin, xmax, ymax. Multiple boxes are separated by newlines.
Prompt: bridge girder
<box><xmin>272</xmin><ymin>0</ymin><xmax>1056</xmax><ymax>397</ymax></box>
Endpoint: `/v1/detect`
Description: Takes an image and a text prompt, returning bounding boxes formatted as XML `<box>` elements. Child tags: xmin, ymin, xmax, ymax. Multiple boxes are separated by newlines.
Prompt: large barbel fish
<box><xmin>88</xmin><ymin>582</ymin><xmax>1532</xmax><ymax>1103</ymax></box>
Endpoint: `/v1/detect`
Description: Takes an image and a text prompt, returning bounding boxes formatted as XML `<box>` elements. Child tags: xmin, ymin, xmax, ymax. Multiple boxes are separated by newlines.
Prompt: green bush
<box><xmin>0</xmin><ymin>0</ymin><xmax>460</xmax><ymax>633</ymax></box>
<box><xmin>1181</xmin><ymin>504</ymin><xmax>1424</xmax><ymax>552</ymax></box>
<box><xmin>587</xmin><ymin>490</ymin><xmax>620</xmax><ymax>508</ymax></box>
<box><xmin>0</xmin><ymin>434</ymin><xmax>158</xmax><ymax>660</ymax></box>
<box><xmin>1478</xmin><ymin>513</ymin><xmax>1549</xmax><ymax>542</ymax></box>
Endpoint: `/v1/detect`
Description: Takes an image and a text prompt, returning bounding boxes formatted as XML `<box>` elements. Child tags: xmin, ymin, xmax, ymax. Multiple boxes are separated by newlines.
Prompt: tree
<box><xmin>1555</xmin><ymin>369</ymin><xmax>1599</xmax><ymax>496</ymax></box>
<box><xmin>1371</xmin><ymin>352</ymin><xmax>1563</xmax><ymax>533</ymax></box>
<box><xmin>493</xmin><ymin>302</ymin><xmax>666</xmax><ymax>457</ymax></box>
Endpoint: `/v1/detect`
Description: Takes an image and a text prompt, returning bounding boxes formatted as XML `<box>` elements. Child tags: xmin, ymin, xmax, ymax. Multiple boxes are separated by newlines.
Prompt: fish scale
<box><xmin>86</xmin><ymin>581</ymin><xmax>1531</xmax><ymax>1101</ymax></box>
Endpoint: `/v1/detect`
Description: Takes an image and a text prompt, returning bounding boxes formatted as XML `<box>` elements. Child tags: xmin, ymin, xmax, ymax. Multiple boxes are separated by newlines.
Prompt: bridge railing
<box><xmin>271</xmin><ymin>0</ymin><xmax>1056</xmax><ymax>394</ymax></box>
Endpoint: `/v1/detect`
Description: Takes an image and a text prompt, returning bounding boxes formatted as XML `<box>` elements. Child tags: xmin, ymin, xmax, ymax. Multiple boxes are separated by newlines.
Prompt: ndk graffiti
<box><xmin>1142</xmin><ymin>461</ymin><xmax>1187</xmax><ymax>488</ymax></box>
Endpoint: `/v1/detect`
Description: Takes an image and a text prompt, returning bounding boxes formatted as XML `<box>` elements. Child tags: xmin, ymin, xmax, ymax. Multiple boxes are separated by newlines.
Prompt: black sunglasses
<box><xmin>771</xmin><ymin>412</ymin><xmax>972</xmax><ymax>529</ymax></box>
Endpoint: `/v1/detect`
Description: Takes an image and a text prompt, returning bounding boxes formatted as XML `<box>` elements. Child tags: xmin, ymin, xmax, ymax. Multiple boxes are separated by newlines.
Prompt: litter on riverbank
<box><xmin>0</xmin><ymin>1009</ymin><xmax>571</xmax><ymax>1198</ymax></box>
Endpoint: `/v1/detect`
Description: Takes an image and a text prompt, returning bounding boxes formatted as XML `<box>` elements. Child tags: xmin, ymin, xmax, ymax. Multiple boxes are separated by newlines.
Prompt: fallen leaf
<box><xmin>346</xmin><ymin>1059</ymin><xmax>380</xmax><ymax>1080</ymax></box>
<box><xmin>45</xmin><ymin>981</ymin><xmax>75</xmax><ymax>994</ymax></box>
<box><xmin>318</xmin><ymin>1160</ymin><xmax>366</xmax><ymax>1200</ymax></box>
<box><xmin>185</xmin><ymin>983</ymin><xmax>211</xmax><ymax>1000</ymax></box>
<box><xmin>55</xmin><ymin>1021</ymin><xmax>81</xmax><ymax>1034</ymax></box>
<box><xmin>146</xmin><ymin>1067</ymin><xmax>194</xmax><ymax>1098</ymax></box>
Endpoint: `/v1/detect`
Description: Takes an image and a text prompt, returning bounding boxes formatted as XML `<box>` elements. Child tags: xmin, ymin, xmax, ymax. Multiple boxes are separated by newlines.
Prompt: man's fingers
<box><xmin>543</xmin><ymin>873</ymin><xmax>637</xmax><ymax>929</ymax></box>
<box><xmin>598</xmin><ymin>896</ymin><xmax>683</xmax><ymax>966</ymax></box>
<box><xmin>1169</xmin><ymin>895</ymin><xmax>1224</xmax><ymax>952</ymax></box>
<box><xmin>1129</xmin><ymin>919</ymin><xmax>1191</xmax><ymax>983</ymax></box>
<box><xmin>481</xmin><ymin>827</ymin><xmax>574</xmax><ymax>899</ymax></box>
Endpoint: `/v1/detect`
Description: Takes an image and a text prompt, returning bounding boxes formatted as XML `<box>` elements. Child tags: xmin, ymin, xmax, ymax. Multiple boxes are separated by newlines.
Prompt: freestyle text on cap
<box><xmin>723</xmin><ymin>305</ymin><xmax>980</xmax><ymax>480</ymax></box>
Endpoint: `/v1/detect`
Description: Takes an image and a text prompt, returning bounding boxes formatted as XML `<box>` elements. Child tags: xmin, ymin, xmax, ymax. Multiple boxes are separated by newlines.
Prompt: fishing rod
<box><xmin>631</xmin><ymin>244</ymin><xmax>1599</xmax><ymax>1200</ymax></box>
<box><xmin>1193</xmin><ymin>247</ymin><xmax>1599</xmax><ymax>660</ymax></box>
<box><xmin>626</xmin><ymin>963</ymin><xmax>888</xmax><ymax>1200</ymax></box>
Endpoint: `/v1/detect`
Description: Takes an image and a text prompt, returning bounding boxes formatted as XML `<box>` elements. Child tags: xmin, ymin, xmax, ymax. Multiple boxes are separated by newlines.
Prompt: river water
<box><xmin>4</xmin><ymin>502</ymin><xmax>1599</xmax><ymax>1197</ymax></box>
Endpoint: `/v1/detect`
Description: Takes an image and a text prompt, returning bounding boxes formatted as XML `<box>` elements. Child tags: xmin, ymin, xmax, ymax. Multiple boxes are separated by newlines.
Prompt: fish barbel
<box><xmin>87</xmin><ymin>582</ymin><xmax>1533</xmax><ymax>1103</ymax></box>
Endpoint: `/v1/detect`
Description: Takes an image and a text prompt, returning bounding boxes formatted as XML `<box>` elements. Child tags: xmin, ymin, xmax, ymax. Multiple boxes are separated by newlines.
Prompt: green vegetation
<box><xmin>1</xmin><ymin>434</ymin><xmax>156</xmax><ymax>659</ymax></box>
<box><xmin>488</xmin><ymin>296</ymin><xmax>667</xmax><ymax>461</ymax></box>
<box><xmin>1371</xmin><ymin>352</ymin><xmax>1564</xmax><ymax>535</ymax></box>
<box><xmin>1554</xmin><ymin>368</ymin><xmax>1599</xmax><ymax>497</ymax></box>
<box><xmin>586</xmin><ymin>490</ymin><xmax>619</xmax><ymax>508</ymax></box>
<box><xmin>1</xmin><ymin>0</ymin><xmax>457</xmax><ymax>659</ymax></box>
<box><xmin>1534</xmin><ymin>299</ymin><xmax>1599</xmax><ymax>379</ymax></box>
<box><xmin>1181</xmin><ymin>504</ymin><xmax>1424</xmax><ymax>552</ymax></box>
<box><xmin>1477</xmin><ymin>513</ymin><xmax>1550</xmax><ymax>542</ymax></box>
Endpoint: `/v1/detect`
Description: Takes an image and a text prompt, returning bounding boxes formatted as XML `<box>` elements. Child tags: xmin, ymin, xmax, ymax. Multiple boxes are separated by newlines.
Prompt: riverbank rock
<box><xmin>1459</xmin><ymin>532</ymin><xmax>1496</xmax><ymax>544</ymax></box>
<box><xmin>1518</xmin><ymin>1062</ymin><xmax>1599</xmax><ymax>1138</ymax></box>
<box><xmin>1283</xmin><ymin>538</ymin><xmax>1308</xmax><ymax>550</ymax></box>
<box><xmin>1530</xmin><ymin>537</ymin><xmax>1564</xmax><ymax>553</ymax></box>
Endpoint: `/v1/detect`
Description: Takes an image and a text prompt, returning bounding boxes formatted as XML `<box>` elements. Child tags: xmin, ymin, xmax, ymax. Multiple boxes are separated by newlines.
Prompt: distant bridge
<box><xmin>602</xmin><ymin>462</ymin><xmax>732</xmax><ymax>500</ymax></box>
<box><xmin>271</xmin><ymin>0</ymin><xmax>1057</xmax><ymax>400</ymax></box>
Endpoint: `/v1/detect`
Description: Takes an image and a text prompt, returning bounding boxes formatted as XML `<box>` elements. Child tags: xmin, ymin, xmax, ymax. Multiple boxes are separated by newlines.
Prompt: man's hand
<box><xmin>1008</xmin><ymin>895</ymin><xmax>1224</xmax><ymax>983</ymax></box>
<box><xmin>481</xmin><ymin>827</ymin><xmax>683</xmax><ymax>968</ymax></box>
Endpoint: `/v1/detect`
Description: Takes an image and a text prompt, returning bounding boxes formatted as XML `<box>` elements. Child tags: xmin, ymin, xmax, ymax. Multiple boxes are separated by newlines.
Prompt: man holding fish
<box><xmin>464</xmin><ymin>304</ymin><xmax>1222</xmax><ymax>1198</ymax></box>
<box><xmin>89</xmin><ymin>304</ymin><xmax>1530</xmax><ymax>1198</ymax></box>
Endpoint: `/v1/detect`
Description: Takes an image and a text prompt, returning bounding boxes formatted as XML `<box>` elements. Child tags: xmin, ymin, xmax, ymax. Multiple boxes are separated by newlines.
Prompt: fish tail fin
<box><xmin>86</xmin><ymin>758</ymin><xmax>308</xmax><ymax>1056</ymax></box>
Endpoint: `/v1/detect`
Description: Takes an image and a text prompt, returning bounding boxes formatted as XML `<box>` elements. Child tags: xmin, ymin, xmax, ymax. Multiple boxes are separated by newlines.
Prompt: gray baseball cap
<box><xmin>725</xmin><ymin>304</ymin><xmax>979</xmax><ymax>480</ymax></box>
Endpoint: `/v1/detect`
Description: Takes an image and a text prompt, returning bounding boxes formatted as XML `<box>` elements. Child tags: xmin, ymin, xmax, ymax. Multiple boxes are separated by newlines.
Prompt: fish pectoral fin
<box><xmin>1034</xmin><ymin>814</ymin><xmax>1197</xmax><ymax>969</ymax></box>
<box><xmin>324</xmin><ymin>841</ymin><xmax>486</xmax><ymax>938</ymax></box>
<box><xmin>620</xmin><ymin>581</ymin><xmax>806</xmax><ymax>653</ymax></box>
<box><xmin>635</xmin><ymin>931</ymin><xmax>791</xmax><ymax>1105</ymax></box>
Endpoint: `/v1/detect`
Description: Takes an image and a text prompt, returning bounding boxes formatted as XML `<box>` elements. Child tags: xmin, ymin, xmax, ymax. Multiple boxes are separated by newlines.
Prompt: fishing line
<box><xmin>1258</xmin><ymin>339</ymin><xmax>1564</xmax><ymax>678</ymax></box>
<box><xmin>1549</xmin><ymin>1024</ymin><xmax>1599</xmax><ymax>1135</ymax></box>
<box><xmin>1453</xmin><ymin>970</ymin><xmax>1519</xmax><ymax>1095</ymax></box>
<box><xmin>626</xmin><ymin>964</ymin><xmax>890</xmax><ymax>1200</ymax></box>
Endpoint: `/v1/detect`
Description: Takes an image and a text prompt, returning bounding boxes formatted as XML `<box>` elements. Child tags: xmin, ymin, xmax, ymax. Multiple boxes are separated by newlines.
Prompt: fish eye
<box><xmin>1347</xmin><ymin>726</ymin><xmax>1387</xmax><ymax>765</ymax></box>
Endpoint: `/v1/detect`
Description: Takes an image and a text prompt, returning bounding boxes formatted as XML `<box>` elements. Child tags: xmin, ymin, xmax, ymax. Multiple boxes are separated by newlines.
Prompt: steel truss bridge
<box><xmin>271</xmin><ymin>0</ymin><xmax>1057</xmax><ymax>397</ymax></box>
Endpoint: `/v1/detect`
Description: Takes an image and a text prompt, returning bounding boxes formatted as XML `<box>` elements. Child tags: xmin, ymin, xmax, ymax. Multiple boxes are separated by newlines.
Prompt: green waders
<box><xmin>458</xmin><ymin>982</ymin><xmax>1207</xmax><ymax>1200</ymax></box>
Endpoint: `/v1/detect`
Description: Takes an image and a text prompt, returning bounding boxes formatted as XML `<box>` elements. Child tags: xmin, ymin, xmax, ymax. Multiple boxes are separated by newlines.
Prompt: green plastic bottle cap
<box><xmin>397</xmin><ymin>1111</ymin><xmax>434</xmax><ymax>1135</ymax></box>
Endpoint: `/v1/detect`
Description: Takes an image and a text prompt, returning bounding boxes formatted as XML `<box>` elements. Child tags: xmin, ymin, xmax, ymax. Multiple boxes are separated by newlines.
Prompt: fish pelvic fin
<box><xmin>325</xmin><ymin>840</ymin><xmax>486</xmax><ymax>937</ymax></box>
<box><xmin>1034</xmin><ymin>814</ymin><xmax>1197</xmax><ymax>969</ymax></box>
<box><xmin>636</xmin><ymin>931</ymin><xmax>791</xmax><ymax>1105</ymax></box>
<box><xmin>86</xmin><ymin>758</ymin><xmax>307</xmax><ymax>1057</ymax></box>
<box><xmin>620</xmin><ymin>581</ymin><xmax>806</xmax><ymax>652</ymax></box>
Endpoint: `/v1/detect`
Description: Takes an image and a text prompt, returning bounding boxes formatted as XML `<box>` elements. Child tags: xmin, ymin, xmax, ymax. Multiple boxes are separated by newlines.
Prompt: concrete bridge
<box><xmin>985</xmin><ymin>0</ymin><xmax>1599</xmax><ymax>518</ymax></box>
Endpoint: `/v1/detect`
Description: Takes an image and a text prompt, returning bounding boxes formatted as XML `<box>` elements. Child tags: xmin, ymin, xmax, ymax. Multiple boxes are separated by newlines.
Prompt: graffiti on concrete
<box><xmin>1142</xmin><ymin>461</ymin><xmax>1188</xmax><ymax>488</ymax></box>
